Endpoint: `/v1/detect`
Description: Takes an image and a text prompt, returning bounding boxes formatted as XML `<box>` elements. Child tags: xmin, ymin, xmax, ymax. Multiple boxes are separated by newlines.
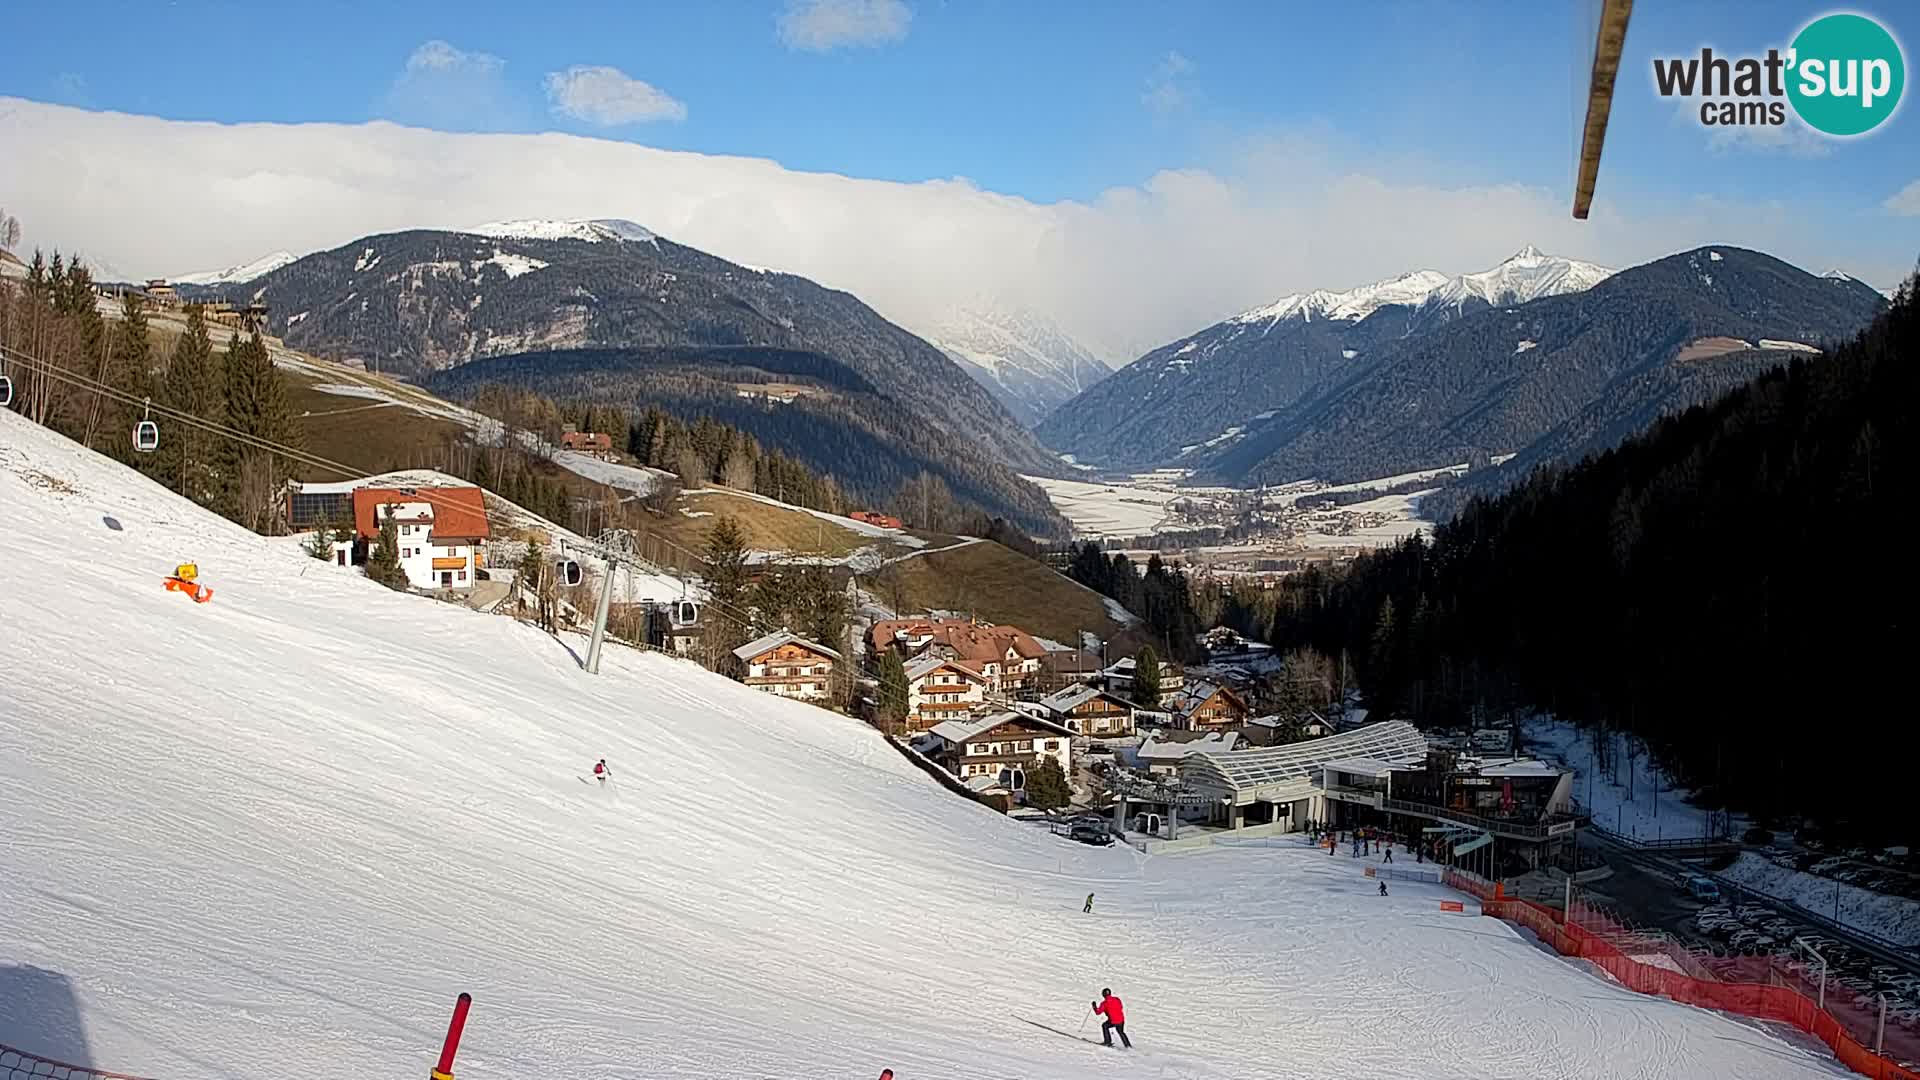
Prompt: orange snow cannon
<box><xmin>164</xmin><ymin>563</ymin><xmax>212</xmax><ymax>603</ymax></box>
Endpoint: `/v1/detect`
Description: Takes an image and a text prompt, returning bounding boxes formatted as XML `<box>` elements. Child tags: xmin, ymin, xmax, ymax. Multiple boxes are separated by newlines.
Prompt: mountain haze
<box><xmin>925</xmin><ymin>303</ymin><xmax>1111</xmax><ymax>427</ymax></box>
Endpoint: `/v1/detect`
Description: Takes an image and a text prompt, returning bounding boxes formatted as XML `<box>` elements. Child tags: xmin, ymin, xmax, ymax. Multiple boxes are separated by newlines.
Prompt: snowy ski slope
<box><xmin>0</xmin><ymin>410</ymin><xmax>1850</xmax><ymax>1079</ymax></box>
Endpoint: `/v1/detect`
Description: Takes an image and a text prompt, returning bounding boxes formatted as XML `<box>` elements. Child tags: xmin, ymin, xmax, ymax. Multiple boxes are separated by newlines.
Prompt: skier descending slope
<box><xmin>593</xmin><ymin>758</ymin><xmax>612</xmax><ymax>788</ymax></box>
<box><xmin>1092</xmin><ymin>989</ymin><xmax>1130</xmax><ymax>1049</ymax></box>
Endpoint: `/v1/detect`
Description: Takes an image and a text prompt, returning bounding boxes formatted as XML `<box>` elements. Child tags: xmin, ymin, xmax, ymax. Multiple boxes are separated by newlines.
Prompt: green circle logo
<box><xmin>1787</xmin><ymin>13</ymin><xmax>1905</xmax><ymax>136</ymax></box>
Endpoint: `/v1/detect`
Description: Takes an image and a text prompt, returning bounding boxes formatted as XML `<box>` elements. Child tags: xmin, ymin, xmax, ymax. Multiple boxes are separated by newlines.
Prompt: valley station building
<box><xmin>1120</xmin><ymin>720</ymin><xmax>1587</xmax><ymax>867</ymax></box>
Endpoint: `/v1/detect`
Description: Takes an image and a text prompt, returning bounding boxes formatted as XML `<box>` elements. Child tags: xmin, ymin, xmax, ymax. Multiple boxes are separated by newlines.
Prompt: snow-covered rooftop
<box><xmin>1138</xmin><ymin>731</ymin><xmax>1240</xmax><ymax>761</ymax></box>
<box><xmin>732</xmin><ymin>629</ymin><xmax>842</xmax><ymax>662</ymax></box>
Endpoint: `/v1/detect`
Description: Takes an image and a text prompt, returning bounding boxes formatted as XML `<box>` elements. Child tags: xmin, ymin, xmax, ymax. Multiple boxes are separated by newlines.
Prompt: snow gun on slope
<box><xmin>163</xmin><ymin>562</ymin><xmax>212</xmax><ymax>604</ymax></box>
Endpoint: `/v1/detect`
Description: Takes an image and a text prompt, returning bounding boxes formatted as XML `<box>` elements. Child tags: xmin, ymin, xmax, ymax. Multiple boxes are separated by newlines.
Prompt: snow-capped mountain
<box><xmin>1424</xmin><ymin>245</ymin><xmax>1613</xmax><ymax>313</ymax></box>
<box><xmin>1039</xmin><ymin>247</ymin><xmax>1614</xmax><ymax>469</ymax></box>
<box><xmin>170</xmin><ymin>250</ymin><xmax>297</xmax><ymax>286</ymax></box>
<box><xmin>463</xmin><ymin>218</ymin><xmax>660</xmax><ymax>245</ymax></box>
<box><xmin>922</xmin><ymin>303</ymin><xmax>1112</xmax><ymax>428</ymax></box>
<box><xmin>1227</xmin><ymin>247</ymin><xmax>1612</xmax><ymax>330</ymax></box>
<box><xmin>1229</xmin><ymin>270</ymin><xmax>1453</xmax><ymax>326</ymax></box>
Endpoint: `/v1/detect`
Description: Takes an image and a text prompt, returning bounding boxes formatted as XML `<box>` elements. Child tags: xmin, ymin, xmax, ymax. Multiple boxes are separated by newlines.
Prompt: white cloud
<box><xmin>1670</xmin><ymin>98</ymin><xmax>1834</xmax><ymax>158</ymax></box>
<box><xmin>545</xmin><ymin>66</ymin><xmax>686</xmax><ymax>125</ymax></box>
<box><xmin>778</xmin><ymin>0</ymin><xmax>911</xmax><ymax>52</ymax></box>
<box><xmin>1885</xmin><ymin>179</ymin><xmax>1920</xmax><ymax>217</ymax></box>
<box><xmin>380</xmin><ymin>40</ymin><xmax>529</xmax><ymax>130</ymax></box>
<box><xmin>1143</xmin><ymin>51</ymin><xmax>1195</xmax><ymax>117</ymax></box>
<box><xmin>0</xmin><ymin>98</ymin><xmax>1904</xmax><ymax>364</ymax></box>
<box><xmin>1704</xmin><ymin>119</ymin><xmax>1835</xmax><ymax>158</ymax></box>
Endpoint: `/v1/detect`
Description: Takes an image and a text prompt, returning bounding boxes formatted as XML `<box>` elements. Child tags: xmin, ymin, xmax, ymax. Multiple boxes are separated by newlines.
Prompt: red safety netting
<box><xmin>1443</xmin><ymin>870</ymin><xmax>1920</xmax><ymax>1080</ymax></box>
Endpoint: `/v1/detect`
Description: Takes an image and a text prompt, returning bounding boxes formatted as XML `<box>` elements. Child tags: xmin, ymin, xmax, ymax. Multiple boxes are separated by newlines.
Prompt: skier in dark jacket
<box><xmin>1379</xmin><ymin>880</ymin><xmax>1389</xmax><ymax>896</ymax></box>
<box><xmin>1092</xmin><ymin>989</ymin><xmax>1130</xmax><ymax>1048</ymax></box>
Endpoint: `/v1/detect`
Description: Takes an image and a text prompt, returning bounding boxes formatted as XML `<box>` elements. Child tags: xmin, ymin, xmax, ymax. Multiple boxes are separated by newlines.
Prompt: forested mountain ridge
<box><xmin>1035</xmin><ymin>247</ymin><xmax>1611</xmax><ymax>470</ymax></box>
<box><xmin>1261</xmin><ymin>269</ymin><xmax>1917</xmax><ymax>837</ymax></box>
<box><xmin>423</xmin><ymin>345</ymin><xmax>1070</xmax><ymax>538</ymax></box>
<box><xmin>1199</xmin><ymin>246</ymin><xmax>1888</xmax><ymax>487</ymax></box>
<box><xmin>208</xmin><ymin>222</ymin><xmax>1064</xmax><ymax>479</ymax></box>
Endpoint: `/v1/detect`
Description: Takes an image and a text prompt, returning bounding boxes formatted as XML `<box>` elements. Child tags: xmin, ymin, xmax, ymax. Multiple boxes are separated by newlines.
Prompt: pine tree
<box><xmin>155</xmin><ymin>306</ymin><xmax>221</xmax><ymax>504</ymax></box>
<box><xmin>102</xmin><ymin>292</ymin><xmax>153</xmax><ymax>463</ymax></box>
<box><xmin>305</xmin><ymin>521</ymin><xmax>335</xmax><ymax>561</ymax></box>
<box><xmin>1024</xmin><ymin>756</ymin><xmax>1072</xmax><ymax>811</ymax></box>
<box><xmin>221</xmin><ymin>331</ymin><xmax>298</xmax><ymax>532</ymax></box>
<box><xmin>366</xmin><ymin>514</ymin><xmax>409</xmax><ymax>591</ymax></box>
<box><xmin>1133</xmin><ymin>645</ymin><xmax>1162</xmax><ymax>706</ymax></box>
<box><xmin>794</xmin><ymin>566</ymin><xmax>848</xmax><ymax>654</ymax></box>
<box><xmin>877</xmin><ymin>649</ymin><xmax>910</xmax><ymax>732</ymax></box>
<box><xmin>704</xmin><ymin>515</ymin><xmax>751</xmax><ymax>613</ymax></box>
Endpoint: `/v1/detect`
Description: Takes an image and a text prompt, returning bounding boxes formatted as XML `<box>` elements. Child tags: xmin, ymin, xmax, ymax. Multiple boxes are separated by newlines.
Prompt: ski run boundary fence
<box><xmin>1444</xmin><ymin>869</ymin><xmax>1920</xmax><ymax>1080</ymax></box>
<box><xmin>1</xmin><ymin>1044</ymin><xmax>159</xmax><ymax>1080</ymax></box>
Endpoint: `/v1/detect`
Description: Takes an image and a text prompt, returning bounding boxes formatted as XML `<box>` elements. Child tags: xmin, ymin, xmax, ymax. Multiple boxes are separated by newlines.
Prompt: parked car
<box><xmin>1068</xmin><ymin>821</ymin><xmax>1114</xmax><ymax>846</ymax></box>
<box><xmin>1682</xmin><ymin>876</ymin><xmax>1722</xmax><ymax>902</ymax></box>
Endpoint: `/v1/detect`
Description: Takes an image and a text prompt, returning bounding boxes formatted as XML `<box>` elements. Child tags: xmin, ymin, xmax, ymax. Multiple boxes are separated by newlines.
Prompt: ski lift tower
<box><xmin>581</xmin><ymin>527</ymin><xmax>648</xmax><ymax>675</ymax></box>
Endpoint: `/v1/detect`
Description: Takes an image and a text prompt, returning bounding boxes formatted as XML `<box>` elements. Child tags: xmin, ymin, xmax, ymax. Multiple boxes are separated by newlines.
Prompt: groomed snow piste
<box><xmin>0</xmin><ymin>410</ymin><xmax>1851</xmax><ymax>1079</ymax></box>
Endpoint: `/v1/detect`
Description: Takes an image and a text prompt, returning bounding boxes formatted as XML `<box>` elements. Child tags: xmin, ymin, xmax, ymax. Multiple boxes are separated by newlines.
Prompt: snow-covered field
<box><xmin>1290</xmin><ymin>490</ymin><xmax>1439</xmax><ymax>550</ymax></box>
<box><xmin>546</xmin><ymin>449</ymin><xmax>671</xmax><ymax>498</ymax></box>
<box><xmin>1023</xmin><ymin>474</ymin><xmax>1226</xmax><ymax>538</ymax></box>
<box><xmin>1526</xmin><ymin>718</ymin><xmax>1735</xmax><ymax>842</ymax></box>
<box><xmin>1718</xmin><ymin>854</ymin><xmax>1920</xmax><ymax>948</ymax></box>
<box><xmin>0</xmin><ymin>410</ymin><xmax>1853</xmax><ymax>1079</ymax></box>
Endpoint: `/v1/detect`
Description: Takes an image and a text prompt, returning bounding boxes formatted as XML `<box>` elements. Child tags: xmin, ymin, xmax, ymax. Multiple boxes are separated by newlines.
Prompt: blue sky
<box><xmin>2</xmin><ymin>1</ymin><xmax>1915</xmax><ymax>357</ymax></box>
<box><xmin>7</xmin><ymin>0</ymin><xmax>1912</xmax><ymax>211</ymax></box>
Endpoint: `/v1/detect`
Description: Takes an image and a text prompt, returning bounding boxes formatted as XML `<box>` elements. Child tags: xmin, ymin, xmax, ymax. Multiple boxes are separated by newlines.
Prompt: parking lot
<box><xmin>1583</xmin><ymin>834</ymin><xmax>1920</xmax><ymax>1025</ymax></box>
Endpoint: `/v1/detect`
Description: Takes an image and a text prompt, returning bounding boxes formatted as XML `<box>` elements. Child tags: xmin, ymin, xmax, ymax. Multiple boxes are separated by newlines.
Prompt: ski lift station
<box><xmin>1114</xmin><ymin>720</ymin><xmax>1585</xmax><ymax>864</ymax></box>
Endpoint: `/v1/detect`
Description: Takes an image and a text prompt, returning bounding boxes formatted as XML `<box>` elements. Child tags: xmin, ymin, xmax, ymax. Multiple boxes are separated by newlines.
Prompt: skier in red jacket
<box><xmin>593</xmin><ymin>759</ymin><xmax>611</xmax><ymax>787</ymax></box>
<box><xmin>1091</xmin><ymin>988</ymin><xmax>1130</xmax><ymax>1048</ymax></box>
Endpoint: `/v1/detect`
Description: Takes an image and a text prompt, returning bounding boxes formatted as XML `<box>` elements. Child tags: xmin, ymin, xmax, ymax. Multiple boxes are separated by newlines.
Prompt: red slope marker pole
<box><xmin>431</xmin><ymin>993</ymin><xmax>472</xmax><ymax>1080</ymax></box>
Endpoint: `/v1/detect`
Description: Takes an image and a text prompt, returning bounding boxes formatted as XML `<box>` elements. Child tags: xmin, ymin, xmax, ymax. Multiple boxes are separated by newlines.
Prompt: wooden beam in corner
<box><xmin>1573</xmin><ymin>0</ymin><xmax>1635</xmax><ymax>221</ymax></box>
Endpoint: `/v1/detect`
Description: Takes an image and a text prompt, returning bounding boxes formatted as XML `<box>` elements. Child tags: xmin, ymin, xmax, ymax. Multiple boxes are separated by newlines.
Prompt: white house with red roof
<box><xmin>904</xmin><ymin>654</ymin><xmax>989</xmax><ymax>731</ymax></box>
<box><xmin>351</xmin><ymin>486</ymin><xmax>491</xmax><ymax>591</ymax></box>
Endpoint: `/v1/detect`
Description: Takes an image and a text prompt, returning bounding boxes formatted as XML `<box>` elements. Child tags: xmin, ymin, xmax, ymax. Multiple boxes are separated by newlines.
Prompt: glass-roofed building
<box><xmin>1176</xmin><ymin>720</ymin><xmax>1431</xmax><ymax>831</ymax></box>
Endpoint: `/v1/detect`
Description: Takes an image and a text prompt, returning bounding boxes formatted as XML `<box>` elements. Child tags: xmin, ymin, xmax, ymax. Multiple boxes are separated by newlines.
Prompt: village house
<box><xmin>1100</xmin><ymin>655</ymin><xmax>1185</xmax><ymax>705</ymax></box>
<box><xmin>1037</xmin><ymin>682</ymin><xmax>1136</xmax><ymax>737</ymax></box>
<box><xmin>1166</xmin><ymin>680</ymin><xmax>1250</xmax><ymax>732</ymax></box>
<box><xmin>733</xmin><ymin>630</ymin><xmax>842</xmax><ymax>702</ymax></box>
<box><xmin>904</xmin><ymin>654</ymin><xmax>989</xmax><ymax>730</ymax></box>
<box><xmin>560</xmin><ymin>427</ymin><xmax>614</xmax><ymax>457</ymax></box>
<box><xmin>926</xmin><ymin>711</ymin><xmax>1075</xmax><ymax>789</ymax></box>
<box><xmin>1240</xmin><ymin>712</ymin><xmax>1333</xmax><ymax>747</ymax></box>
<box><xmin>1135</xmin><ymin>730</ymin><xmax>1243</xmax><ymax>776</ymax></box>
<box><xmin>1036</xmin><ymin>648</ymin><xmax>1104</xmax><ymax>693</ymax></box>
<box><xmin>867</xmin><ymin>618</ymin><xmax>1048</xmax><ymax>695</ymax></box>
<box><xmin>352</xmin><ymin>486</ymin><xmax>490</xmax><ymax>591</ymax></box>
